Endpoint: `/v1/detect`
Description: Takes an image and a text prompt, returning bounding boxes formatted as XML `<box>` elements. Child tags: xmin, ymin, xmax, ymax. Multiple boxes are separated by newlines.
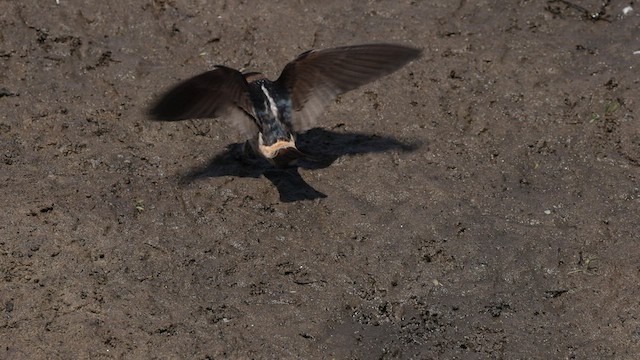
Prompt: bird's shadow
<box><xmin>180</xmin><ymin>128</ymin><xmax>420</xmax><ymax>202</ymax></box>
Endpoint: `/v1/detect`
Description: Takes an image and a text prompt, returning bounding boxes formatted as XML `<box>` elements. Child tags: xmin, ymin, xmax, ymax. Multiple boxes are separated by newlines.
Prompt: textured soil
<box><xmin>2</xmin><ymin>1</ymin><xmax>640</xmax><ymax>358</ymax></box>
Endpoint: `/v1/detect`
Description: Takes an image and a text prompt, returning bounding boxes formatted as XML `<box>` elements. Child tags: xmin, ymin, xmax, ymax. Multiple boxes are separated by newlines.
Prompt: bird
<box><xmin>149</xmin><ymin>43</ymin><xmax>421</xmax><ymax>167</ymax></box>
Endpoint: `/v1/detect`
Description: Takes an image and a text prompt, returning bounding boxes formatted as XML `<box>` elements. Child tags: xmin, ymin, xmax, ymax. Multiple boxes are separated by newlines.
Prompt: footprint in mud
<box><xmin>180</xmin><ymin>128</ymin><xmax>419</xmax><ymax>202</ymax></box>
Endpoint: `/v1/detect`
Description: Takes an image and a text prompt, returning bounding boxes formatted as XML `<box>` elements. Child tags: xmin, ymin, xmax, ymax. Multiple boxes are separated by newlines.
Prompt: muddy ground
<box><xmin>1</xmin><ymin>0</ymin><xmax>640</xmax><ymax>358</ymax></box>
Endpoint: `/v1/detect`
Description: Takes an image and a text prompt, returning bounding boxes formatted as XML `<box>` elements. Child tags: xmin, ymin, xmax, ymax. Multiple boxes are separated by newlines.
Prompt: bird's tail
<box><xmin>272</xmin><ymin>146</ymin><xmax>306</xmax><ymax>167</ymax></box>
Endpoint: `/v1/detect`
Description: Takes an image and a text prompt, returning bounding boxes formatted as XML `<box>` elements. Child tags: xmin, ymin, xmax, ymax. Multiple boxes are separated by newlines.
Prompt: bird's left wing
<box><xmin>149</xmin><ymin>66</ymin><xmax>258</xmax><ymax>138</ymax></box>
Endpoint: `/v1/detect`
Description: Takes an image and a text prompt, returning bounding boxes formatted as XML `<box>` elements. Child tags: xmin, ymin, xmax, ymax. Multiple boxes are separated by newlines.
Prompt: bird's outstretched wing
<box><xmin>276</xmin><ymin>43</ymin><xmax>421</xmax><ymax>132</ymax></box>
<box><xmin>149</xmin><ymin>66</ymin><xmax>257</xmax><ymax>138</ymax></box>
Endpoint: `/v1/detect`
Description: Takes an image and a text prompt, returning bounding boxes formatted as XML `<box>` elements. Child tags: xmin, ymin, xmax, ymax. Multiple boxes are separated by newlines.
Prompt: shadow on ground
<box><xmin>180</xmin><ymin>128</ymin><xmax>419</xmax><ymax>202</ymax></box>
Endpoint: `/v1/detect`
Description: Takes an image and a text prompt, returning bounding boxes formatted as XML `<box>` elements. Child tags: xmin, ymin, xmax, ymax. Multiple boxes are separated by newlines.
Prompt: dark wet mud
<box><xmin>1</xmin><ymin>1</ymin><xmax>639</xmax><ymax>358</ymax></box>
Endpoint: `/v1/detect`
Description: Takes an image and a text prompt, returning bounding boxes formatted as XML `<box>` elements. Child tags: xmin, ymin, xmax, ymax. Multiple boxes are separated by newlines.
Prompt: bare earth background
<box><xmin>1</xmin><ymin>0</ymin><xmax>640</xmax><ymax>358</ymax></box>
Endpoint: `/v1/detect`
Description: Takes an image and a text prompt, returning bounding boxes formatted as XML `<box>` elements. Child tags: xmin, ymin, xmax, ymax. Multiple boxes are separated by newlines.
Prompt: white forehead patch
<box><xmin>261</xmin><ymin>84</ymin><xmax>279</xmax><ymax>118</ymax></box>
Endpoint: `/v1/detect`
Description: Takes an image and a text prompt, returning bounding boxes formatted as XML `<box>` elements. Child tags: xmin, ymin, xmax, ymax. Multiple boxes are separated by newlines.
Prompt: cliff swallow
<box><xmin>149</xmin><ymin>43</ymin><xmax>421</xmax><ymax>167</ymax></box>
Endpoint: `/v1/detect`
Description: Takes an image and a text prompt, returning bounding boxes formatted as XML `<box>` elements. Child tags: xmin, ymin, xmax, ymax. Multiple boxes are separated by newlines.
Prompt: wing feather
<box><xmin>149</xmin><ymin>66</ymin><xmax>257</xmax><ymax>138</ymax></box>
<box><xmin>276</xmin><ymin>44</ymin><xmax>421</xmax><ymax>131</ymax></box>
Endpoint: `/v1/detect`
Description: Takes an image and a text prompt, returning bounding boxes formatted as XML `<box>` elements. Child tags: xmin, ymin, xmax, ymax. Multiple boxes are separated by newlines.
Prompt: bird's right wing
<box><xmin>275</xmin><ymin>44</ymin><xmax>421</xmax><ymax>132</ymax></box>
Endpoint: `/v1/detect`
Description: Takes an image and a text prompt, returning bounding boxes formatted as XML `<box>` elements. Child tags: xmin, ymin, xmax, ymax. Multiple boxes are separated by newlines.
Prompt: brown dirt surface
<box><xmin>2</xmin><ymin>0</ymin><xmax>640</xmax><ymax>358</ymax></box>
